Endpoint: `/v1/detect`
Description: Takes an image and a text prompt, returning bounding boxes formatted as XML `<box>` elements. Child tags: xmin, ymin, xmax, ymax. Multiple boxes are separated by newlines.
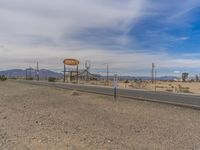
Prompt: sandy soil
<box><xmin>117</xmin><ymin>81</ymin><xmax>200</xmax><ymax>95</ymax></box>
<box><xmin>0</xmin><ymin>81</ymin><xmax>200</xmax><ymax>150</ymax></box>
<box><xmin>58</xmin><ymin>80</ymin><xmax>200</xmax><ymax>95</ymax></box>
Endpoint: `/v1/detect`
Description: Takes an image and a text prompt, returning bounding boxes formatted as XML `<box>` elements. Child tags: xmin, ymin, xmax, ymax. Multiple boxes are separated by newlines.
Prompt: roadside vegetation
<box><xmin>0</xmin><ymin>75</ymin><xmax>7</xmax><ymax>81</ymax></box>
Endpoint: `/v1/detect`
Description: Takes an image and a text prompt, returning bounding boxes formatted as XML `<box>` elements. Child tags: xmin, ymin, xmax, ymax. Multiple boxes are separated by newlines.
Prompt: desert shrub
<box><xmin>189</xmin><ymin>79</ymin><xmax>195</xmax><ymax>82</ymax></box>
<box><xmin>48</xmin><ymin>77</ymin><xmax>56</xmax><ymax>82</ymax></box>
<box><xmin>181</xmin><ymin>89</ymin><xmax>190</xmax><ymax>93</ymax></box>
<box><xmin>182</xmin><ymin>87</ymin><xmax>189</xmax><ymax>90</ymax></box>
<box><xmin>156</xmin><ymin>85</ymin><xmax>165</xmax><ymax>88</ymax></box>
<box><xmin>124</xmin><ymin>80</ymin><xmax>129</xmax><ymax>83</ymax></box>
<box><xmin>166</xmin><ymin>89</ymin><xmax>173</xmax><ymax>92</ymax></box>
<box><xmin>0</xmin><ymin>75</ymin><xmax>7</xmax><ymax>81</ymax></box>
<box><xmin>179</xmin><ymin>87</ymin><xmax>190</xmax><ymax>93</ymax></box>
<box><xmin>71</xmin><ymin>90</ymin><xmax>79</xmax><ymax>96</ymax></box>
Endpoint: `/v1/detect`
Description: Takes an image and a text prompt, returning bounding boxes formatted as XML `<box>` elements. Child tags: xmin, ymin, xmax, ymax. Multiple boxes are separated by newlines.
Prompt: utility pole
<box><xmin>77</xmin><ymin>64</ymin><xmax>79</xmax><ymax>83</ymax></box>
<box><xmin>26</xmin><ymin>69</ymin><xmax>27</xmax><ymax>80</ymax></box>
<box><xmin>152</xmin><ymin>63</ymin><xmax>155</xmax><ymax>84</ymax></box>
<box><xmin>36</xmin><ymin>61</ymin><xmax>39</xmax><ymax>81</ymax></box>
<box><xmin>155</xmin><ymin>70</ymin><xmax>157</xmax><ymax>91</ymax></box>
<box><xmin>64</xmin><ymin>64</ymin><xmax>66</xmax><ymax>82</ymax></box>
<box><xmin>29</xmin><ymin>66</ymin><xmax>32</xmax><ymax>80</ymax></box>
<box><xmin>107</xmin><ymin>64</ymin><xmax>109</xmax><ymax>85</ymax></box>
<box><xmin>85</xmin><ymin>60</ymin><xmax>91</xmax><ymax>82</ymax></box>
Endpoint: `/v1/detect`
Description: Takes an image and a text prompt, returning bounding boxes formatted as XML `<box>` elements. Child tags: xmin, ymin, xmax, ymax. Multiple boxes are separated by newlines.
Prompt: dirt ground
<box><xmin>0</xmin><ymin>81</ymin><xmax>200</xmax><ymax>150</ymax></box>
<box><xmin>117</xmin><ymin>81</ymin><xmax>200</xmax><ymax>95</ymax></box>
<box><xmin>85</xmin><ymin>80</ymin><xmax>200</xmax><ymax>95</ymax></box>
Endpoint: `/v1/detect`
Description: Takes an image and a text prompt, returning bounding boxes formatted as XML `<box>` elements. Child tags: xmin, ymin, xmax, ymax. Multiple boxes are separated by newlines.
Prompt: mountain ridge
<box><xmin>0</xmin><ymin>69</ymin><xmax>63</xmax><ymax>78</ymax></box>
<box><xmin>0</xmin><ymin>69</ymin><xmax>178</xmax><ymax>80</ymax></box>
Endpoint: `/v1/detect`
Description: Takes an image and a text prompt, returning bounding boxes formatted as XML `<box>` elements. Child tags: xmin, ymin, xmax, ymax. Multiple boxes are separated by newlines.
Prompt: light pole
<box><xmin>152</xmin><ymin>63</ymin><xmax>155</xmax><ymax>84</ymax></box>
<box><xmin>64</xmin><ymin>64</ymin><xmax>66</xmax><ymax>82</ymax></box>
<box><xmin>36</xmin><ymin>61</ymin><xmax>39</xmax><ymax>81</ymax></box>
<box><xmin>107</xmin><ymin>64</ymin><xmax>109</xmax><ymax>85</ymax></box>
<box><xmin>155</xmin><ymin>70</ymin><xmax>157</xmax><ymax>92</ymax></box>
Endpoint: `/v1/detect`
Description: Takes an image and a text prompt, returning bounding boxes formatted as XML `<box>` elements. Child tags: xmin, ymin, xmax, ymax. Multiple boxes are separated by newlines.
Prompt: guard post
<box><xmin>113</xmin><ymin>74</ymin><xmax>118</xmax><ymax>101</ymax></box>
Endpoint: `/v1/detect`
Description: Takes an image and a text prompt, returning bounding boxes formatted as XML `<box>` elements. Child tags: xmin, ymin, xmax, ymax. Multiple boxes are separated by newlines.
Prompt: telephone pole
<box><xmin>107</xmin><ymin>64</ymin><xmax>109</xmax><ymax>85</ymax></box>
<box><xmin>155</xmin><ymin>70</ymin><xmax>157</xmax><ymax>91</ymax></box>
<box><xmin>36</xmin><ymin>61</ymin><xmax>39</xmax><ymax>81</ymax></box>
<box><xmin>152</xmin><ymin>63</ymin><xmax>155</xmax><ymax>84</ymax></box>
<box><xmin>64</xmin><ymin>64</ymin><xmax>66</xmax><ymax>82</ymax></box>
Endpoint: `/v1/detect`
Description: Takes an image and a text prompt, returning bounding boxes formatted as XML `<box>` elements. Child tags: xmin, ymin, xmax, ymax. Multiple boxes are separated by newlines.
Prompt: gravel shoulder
<box><xmin>0</xmin><ymin>81</ymin><xmax>200</xmax><ymax>150</ymax></box>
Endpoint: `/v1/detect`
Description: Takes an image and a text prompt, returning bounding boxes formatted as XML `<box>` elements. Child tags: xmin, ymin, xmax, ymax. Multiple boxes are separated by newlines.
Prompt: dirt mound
<box><xmin>71</xmin><ymin>90</ymin><xmax>79</xmax><ymax>96</ymax></box>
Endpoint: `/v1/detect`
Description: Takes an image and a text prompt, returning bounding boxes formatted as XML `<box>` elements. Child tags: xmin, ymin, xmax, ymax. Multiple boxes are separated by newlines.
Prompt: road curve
<box><xmin>18</xmin><ymin>80</ymin><xmax>200</xmax><ymax>109</ymax></box>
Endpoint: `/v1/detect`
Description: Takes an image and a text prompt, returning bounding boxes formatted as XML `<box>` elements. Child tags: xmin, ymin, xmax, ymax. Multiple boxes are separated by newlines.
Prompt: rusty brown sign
<box><xmin>63</xmin><ymin>58</ymin><xmax>79</xmax><ymax>65</ymax></box>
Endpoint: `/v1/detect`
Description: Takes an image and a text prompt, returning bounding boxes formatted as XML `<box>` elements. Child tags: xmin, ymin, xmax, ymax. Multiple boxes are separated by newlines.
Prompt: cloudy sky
<box><xmin>0</xmin><ymin>0</ymin><xmax>200</xmax><ymax>76</ymax></box>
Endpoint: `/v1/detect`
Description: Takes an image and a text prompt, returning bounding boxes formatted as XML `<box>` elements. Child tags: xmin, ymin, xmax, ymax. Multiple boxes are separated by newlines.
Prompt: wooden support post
<box><xmin>155</xmin><ymin>70</ymin><xmax>157</xmax><ymax>92</ymax></box>
<box><xmin>77</xmin><ymin>65</ymin><xmax>78</xmax><ymax>83</ymax></box>
<box><xmin>114</xmin><ymin>87</ymin><xmax>117</xmax><ymax>101</ymax></box>
<box><xmin>107</xmin><ymin>64</ymin><xmax>109</xmax><ymax>85</ymax></box>
<box><xmin>64</xmin><ymin>64</ymin><xmax>66</xmax><ymax>82</ymax></box>
<box><xmin>26</xmin><ymin>69</ymin><xmax>27</xmax><ymax>80</ymax></box>
<box><xmin>70</xmin><ymin>71</ymin><xmax>72</xmax><ymax>82</ymax></box>
<box><xmin>29</xmin><ymin>68</ymin><xmax>31</xmax><ymax>80</ymax></box>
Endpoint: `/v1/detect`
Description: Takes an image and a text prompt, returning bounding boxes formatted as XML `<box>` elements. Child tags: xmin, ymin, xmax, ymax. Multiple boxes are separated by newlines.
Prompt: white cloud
<box><xmin>179</xmin><ymin>37</ymin><xmax>190</xmax><ymax>40</ymax></box>
<box><xmin>0</xmin><ymin>0</ymin><xmax>200</xmax><ymax>75</ymax></box>
<box><xmin>1</xmin><ymin>45</ymin><xmax>200</xmax><ymax>76</ymax></box>
<box><xmin>0</xmin><ymin>0</ymin><xmax>144</xmax><ymax>43</ymax></box>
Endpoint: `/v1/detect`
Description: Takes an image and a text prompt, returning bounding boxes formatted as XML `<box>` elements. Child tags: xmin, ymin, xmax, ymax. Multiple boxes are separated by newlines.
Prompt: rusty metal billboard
<box><xmin>63</xmin><ymin>58</ymin><xmax>79</xmax><ymax>65</ymax></box>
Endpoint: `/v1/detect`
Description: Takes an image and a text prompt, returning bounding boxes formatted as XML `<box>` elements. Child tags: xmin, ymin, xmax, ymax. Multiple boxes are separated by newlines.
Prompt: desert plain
<box><xmin>0</xmin><ymin>81</ymin><xmax>200</xmax><ymax>150</ymax></box>
<box><xmin>117</xmin><ymin>81</ymin><xmax>200</xmax><ymax>95</ymax></box>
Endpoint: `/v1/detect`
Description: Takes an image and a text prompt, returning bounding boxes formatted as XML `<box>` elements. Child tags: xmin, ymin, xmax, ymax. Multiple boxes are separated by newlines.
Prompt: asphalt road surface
<box><xmin>19</xmin><ymin>80</ymin><xmax>200</xmax><ymax>109</ymax></box>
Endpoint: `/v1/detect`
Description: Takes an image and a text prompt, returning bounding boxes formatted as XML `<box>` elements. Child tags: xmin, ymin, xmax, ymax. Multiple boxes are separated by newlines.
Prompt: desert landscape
<box><xmin>0</xmin><ymin>81</ymin><xmax>200</xmax><ymax>150</ymax></box>
<box><xmin>116</xmin><ymin>80</ymin><xmax>200</xmax><ymax>95</ymax></box>
<box><xmin>84</xmin><ymin>79</ymin><xmax>200</xmax><ymax>95</ymax></box>
<box><xmin>1</xmin><ymin>0</ymin><xmax>200</xmax><ymax>149</ymax></box>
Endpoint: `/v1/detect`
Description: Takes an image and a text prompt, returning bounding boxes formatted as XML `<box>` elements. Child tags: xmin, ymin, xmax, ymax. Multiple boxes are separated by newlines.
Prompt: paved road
<box><xmin>19</xmin><ymin>80</ymin><xmax>200</xmax><ymax>109</ymax></box>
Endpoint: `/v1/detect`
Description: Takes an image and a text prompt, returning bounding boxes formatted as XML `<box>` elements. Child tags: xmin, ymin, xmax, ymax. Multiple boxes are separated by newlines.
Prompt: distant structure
<box><xmin>182</xmin><ymin>72</ymin><xmax>189</xmax><ymax>82</ymax></box>
<box><xmin>85</xmin><ymin>60</ymin><xmax>91</xmax><ymax>81</ymax></box>
<box><xmin>63</xmin><ymin>58</ymin><xmax>79</xmax><ymax>83</ymax></box>
<box><xmin>68</xmin><ymin>69</ymin><xmax>99</xmax><ymax>81</ymax></box>
<box><xmin>36</xmin><ymin>61</ymin><xmax>39</xmax><ymax>81</ymax></box>
<box><xmin>195</xmin><ymin>74</ymin><xmax>199</xmax><ymax>82</ymax></box>
<box><xmin>63</xmin><ymin>59</ymin><xmax>100</xmax><ymax>83</ymax></box>
<box><xmin>25</xmin><ymin>67</ymin><xmax>34</xmax><ymax>80</ymax></box>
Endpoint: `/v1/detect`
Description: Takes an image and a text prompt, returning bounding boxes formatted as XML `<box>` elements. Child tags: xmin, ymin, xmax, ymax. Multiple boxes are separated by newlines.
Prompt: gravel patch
<box><xmin>0</xmin><ymin>81</ymin><xmax>200</xmax><ymax>150</ymax></box>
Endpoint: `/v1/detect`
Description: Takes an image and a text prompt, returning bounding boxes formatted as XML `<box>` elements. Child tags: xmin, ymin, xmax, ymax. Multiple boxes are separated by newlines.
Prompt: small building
<box><xmin>66</xmin><ymin>69</ymin><xmax>100</xmax><ymax>82</ymax></box>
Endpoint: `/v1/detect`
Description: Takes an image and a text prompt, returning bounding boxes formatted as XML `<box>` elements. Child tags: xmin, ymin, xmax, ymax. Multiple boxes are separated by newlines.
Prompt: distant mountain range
<box><xmin>0</xmin><ymin>69</ymin><xmax>63</xmax><ymax>78</ymax></box>
<box><xmin>103</xmin><ymin>75</ymin><xmax>179</xmax><ymax>81</ymax></box>
<box><xmin>0</xmin><ymin>69</ymin><xmax>179</xmax><ymax>81</ymax></box>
